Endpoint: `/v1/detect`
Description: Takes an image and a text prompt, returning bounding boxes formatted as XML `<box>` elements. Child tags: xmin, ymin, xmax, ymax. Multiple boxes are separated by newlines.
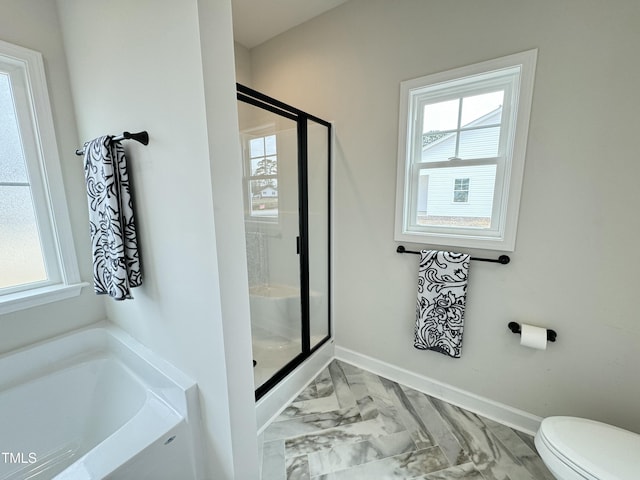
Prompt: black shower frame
<box><xmin>237</xmin><ymin>83</ymin><xmax>332</xmax><ymax>401</ymax></box>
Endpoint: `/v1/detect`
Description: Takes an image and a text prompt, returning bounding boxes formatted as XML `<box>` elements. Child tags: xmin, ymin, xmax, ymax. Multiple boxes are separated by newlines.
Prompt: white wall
<box><xmin>234</xmin><ymin>42</ymin><xmax>252</xmax><ymax>86</ymax></box>
<box><xmin>196</xmin><ymin>2</ymin><xmax>260</xmax><ymax>477</ymax></box>
<box><xmin>247</xmin><ymin>0</ymin><xmax>640</xmax><ymax>433</ymax></box>
<box><xmin>56</xmin><ymin>0</ymin><xmax>258</xmax><ymax>478</ymax></box>
<box><xmin>0</xmin><ymin>0</ymin><xmax>105</xmax><ymax>354</ymax></box>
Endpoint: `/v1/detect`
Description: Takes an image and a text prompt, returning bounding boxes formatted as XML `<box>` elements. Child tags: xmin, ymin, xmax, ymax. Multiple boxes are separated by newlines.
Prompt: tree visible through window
<box><xmin>248</xmin><ymin>134</ymin><xmax>278</xmax><ymax>218</ymax></box>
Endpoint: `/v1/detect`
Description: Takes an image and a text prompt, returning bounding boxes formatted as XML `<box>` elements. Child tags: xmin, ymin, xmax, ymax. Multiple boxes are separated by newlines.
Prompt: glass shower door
<box><xmin>237</xmin><ymin>100</ymin><xmax>303</xmax><ymax>392</ymax></box>
<box><xmin>307</xmin><ymin>119</ymin><xmax>330</xmax><ymax>349</ymax></box>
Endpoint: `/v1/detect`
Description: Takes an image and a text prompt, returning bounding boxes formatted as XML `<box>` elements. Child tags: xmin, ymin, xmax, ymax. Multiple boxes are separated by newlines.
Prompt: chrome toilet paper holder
<box><xmin>508</xmin><ymin>322</ymin><xmax>557</xmax><ymax>342</ymax></box>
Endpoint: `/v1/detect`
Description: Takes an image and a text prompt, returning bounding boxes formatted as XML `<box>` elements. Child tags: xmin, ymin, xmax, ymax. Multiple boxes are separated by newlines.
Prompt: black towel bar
<box><xmin>396</xmin><ymin>245</ymin><xmax>510</xmax><ymax>265</ymax></box>
<box><xmin>508</xmin><ymin>322</ymin><xmax>557</xmax><ymax>342</ymax></box>
<box><xmin>75</xmin><ymin>130</ymin><xmax>149</xmax><ymax>156</ymax></box>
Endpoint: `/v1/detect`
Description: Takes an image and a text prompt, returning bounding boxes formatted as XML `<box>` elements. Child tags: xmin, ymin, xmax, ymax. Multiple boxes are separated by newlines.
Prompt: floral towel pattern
<box><xmin>414</xmin><ymin>250</ymin><xmax>470</xmax><ymax>358</ymax></box>
<box><xmin>83</xmin><ymin>136</ymin><xmax>142</xmax><ymax>300</ymax></box>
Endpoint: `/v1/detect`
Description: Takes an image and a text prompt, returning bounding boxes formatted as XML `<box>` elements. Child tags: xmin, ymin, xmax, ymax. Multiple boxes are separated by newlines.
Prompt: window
<box><xmin>453</xmin><ymin>178</ymin><xmax>470</xmax><ymax>203</ymax></box>
<box><xmin>247</xmin><ymin>134</ymin><xmax>279</xmax><ymax>220</ymax></box>
<box><xmin>395</xmin><ymin>50</ymin><xmax>537</xmax><ymax>251</ymax></box>
<box><xmin>0</xmin><ymin>40</ymin><xmax>84</xmax><ymax>314</ymax></box>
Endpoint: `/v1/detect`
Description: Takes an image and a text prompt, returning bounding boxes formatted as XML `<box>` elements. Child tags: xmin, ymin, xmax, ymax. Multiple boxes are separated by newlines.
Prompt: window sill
<box><xmin>394</xmin><ymin>229</ymin><xmax>515</xmax><ymax>252</ymax></box>
<box><xmin>0</xmin><ymin>282</ymin><xmax>89</xmax><ymax>315</ymax></box>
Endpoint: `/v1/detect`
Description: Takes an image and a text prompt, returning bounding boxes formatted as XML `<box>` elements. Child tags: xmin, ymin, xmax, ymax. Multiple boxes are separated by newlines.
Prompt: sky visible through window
<box><xmin>423</xmin><ymin>91</ymin><xmax>504</xmax><ymax>134</ymax></box>
<box><xmin>0</xmin><ymin>73</ymin><xmax>47</xmax><ymax>289</ymax></box>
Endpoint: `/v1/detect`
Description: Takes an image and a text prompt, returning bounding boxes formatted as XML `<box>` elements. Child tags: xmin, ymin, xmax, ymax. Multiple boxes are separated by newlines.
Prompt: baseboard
<box><xmin>335</xmin><ymin>345</ymin><xmax>542</xmax><ymax>436</ymax></box>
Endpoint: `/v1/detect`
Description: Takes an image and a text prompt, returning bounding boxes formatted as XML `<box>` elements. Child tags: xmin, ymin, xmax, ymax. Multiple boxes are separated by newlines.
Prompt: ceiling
<box><xmin>231</xmin><ymin>0</ymin><xmax>349</xmax><ymax>49</ymax></box>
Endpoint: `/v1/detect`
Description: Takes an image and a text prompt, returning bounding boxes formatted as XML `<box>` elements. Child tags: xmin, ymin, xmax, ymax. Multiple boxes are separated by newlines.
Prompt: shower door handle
<box><xmin>296</xmin><ymin>236</ymin><xmax>301</xmax><ymax>255</ymax></box>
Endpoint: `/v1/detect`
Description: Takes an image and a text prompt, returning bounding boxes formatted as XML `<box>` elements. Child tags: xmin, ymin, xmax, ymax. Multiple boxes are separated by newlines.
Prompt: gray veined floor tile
<box><xmin>375</xmin><ymin>404</ymin><xmax>411</xmax><ymax>435</ymax></box>
<box><xmin>514</xmin><ymin>430</ymin><xmax>536</xmax><ymax>452</ymax></box>
<box><xmin>355</xmin><ymin>393</ymin><xmax>379</xmax><ymax>421</ymax></box>
<box><xmin>286</xmin><ymin>455</ymin><xmax>311</xmax><ymax>480</ymax></box>
<box><xmin>261</xmin><ymin>361</ymin><xmax>553</xmax><ymax>480</ymax></box>
<box><xmin>400</xmin><ymin>385</ymin><xmax>470</xmax><ymax>466</ymax></box>
<box><xmin>328</xmin><ymin>364</ymin><xmax>392</xmax><ymax>424</ymax></box>
<box><xmin>328</xmin><ymin>361</ymin><xmax>357</xmax><ymax>409</ymax></box>
<box><xmin>278</xmin><ymin>394</ymin><xmax>342</xmax><ymax>420</ymax></box>
<box><xmin>335</xmin><ymin>359</ymin><xmax>364</xmax><ymax>376</ymax></box>
<box><xmin>428</xmin><ymin>397</ymin><xmax>537</xmax><ymax>480</ymax></box>
<box><xmin>295</xmin><ymin>382</ymin><xmax>319</xmax><ymax>402</ymax></box>
<box><xmin>284</xmin><ymin>415</ymin><xmax>407</xmax><ymax>458</ymax></box>
<box><xmin>359</xmin><ymin>370</ymin><xmax>396</xmax><ymax>409</ymax></box>
<box><xmin>314</xmin><ymin>366</ymin><xmax>335</xmax><ymax>398</ymax></box>
<box><xmin>482</xmin><ymin>418</ymin><xmax>555</xmax><ymax>480</ymax></box>
<box><xmin>264</xmin><ymin>406</ymin><xmax>363</xmax><ymax>442</ymax></box>
<box><xmin>262</xmin><ymin>440</ymin><xmax>286</xmax><ymax>480</ymax></box>
<box><xmin>307</xmin><ymin>430</ymin><xmax>417</xmax><ymax>476</ymax></box>
<box><xmin>376</xmin><ymin>376</ymin><xmax>436</xmax><ymax>449</ymax></box>
<box><xmin>313</xmin><ymin>446</ymin><xmax>449</xmax><ymax>480</ymax></box>
<box><xmin>342</xmin><ymin>372</ymin><xmax>380</xmax><ymax>421</ymax></box>
<box><xmin>419</xmin><ymin>462</ymin><xmax>485</xmax><ymax>480</ymax></box>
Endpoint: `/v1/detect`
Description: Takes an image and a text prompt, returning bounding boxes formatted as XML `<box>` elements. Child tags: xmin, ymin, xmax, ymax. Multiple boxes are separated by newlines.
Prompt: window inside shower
<box><xmin>237</xmin><ymin>84</ymin><xmax>331</xmax><ymax>400</ymax></box>
<box><xmin>246</xmin><ymin>133</ymin><xmax>279</xmax><ymax>220</ymax></box>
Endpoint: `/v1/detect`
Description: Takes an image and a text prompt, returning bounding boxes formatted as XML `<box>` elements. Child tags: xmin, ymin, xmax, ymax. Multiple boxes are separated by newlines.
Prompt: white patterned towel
<box><xmin>83</xmin><ymin>136</ymin><xmax>142</xmax><ymax>300</ymax></box>
<box><xmin>414</xmin><ymin>250</ymin><xmax>470</xmax><ymax>358</ymax></box>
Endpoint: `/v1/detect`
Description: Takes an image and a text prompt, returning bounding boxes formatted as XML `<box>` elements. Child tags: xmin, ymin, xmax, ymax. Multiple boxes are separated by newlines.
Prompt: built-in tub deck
<box><xmin>0</xmin><ymin>324</ymin><xmax>201</xmax><ymax>480</ymax></box>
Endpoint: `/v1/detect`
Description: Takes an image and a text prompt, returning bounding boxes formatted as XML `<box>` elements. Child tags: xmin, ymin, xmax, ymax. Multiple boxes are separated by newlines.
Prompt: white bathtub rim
<box><xmin>0</xmin><ymin>320</ymin><xmax>204</xmax><ymax>479</ymax></box>
<box><xmin>0</xmin><ymin>321</ymin><xmax>197</xmax><ymax>419</ymax></box>
<box><xmin>53</xmin><ymin>393</ymin><xmax>184</xmax><ymax>480</ymax></box>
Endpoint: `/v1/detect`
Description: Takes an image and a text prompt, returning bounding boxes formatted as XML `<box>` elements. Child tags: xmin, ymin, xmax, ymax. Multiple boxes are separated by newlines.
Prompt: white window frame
<box><xmin>0</xmin><ymin>40</ymin><xmax>86</xmax><ymax>314</ymax></box>
<box><xmin>395</xmin><ymin>49</ymin><xmax>537</xmax><ymax>251</ymax></box>
<box><xmin>241</xmin><ymin>124</ymin><xmax>284</xmax><ymax>237</ymax></box>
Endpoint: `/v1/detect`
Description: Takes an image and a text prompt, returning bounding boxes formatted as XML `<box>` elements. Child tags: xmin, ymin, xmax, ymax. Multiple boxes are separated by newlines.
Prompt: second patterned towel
<box><xmin>414</xmin><ymin>250</ymin><xmax>470</xmax><ymax>358</ymax></box>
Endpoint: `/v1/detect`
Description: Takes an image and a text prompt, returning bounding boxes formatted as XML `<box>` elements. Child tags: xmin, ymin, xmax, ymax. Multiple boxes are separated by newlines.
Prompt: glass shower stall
<box><xmin>236</xmin><ymin>84</ymin><xmax>331</xmax><ymax>400</ymax></box>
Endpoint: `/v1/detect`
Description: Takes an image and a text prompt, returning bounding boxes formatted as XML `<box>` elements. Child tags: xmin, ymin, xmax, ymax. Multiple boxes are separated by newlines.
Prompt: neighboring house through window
<box><xmin>0</xmin><ymin>40</ymin><xmax>84</xmax><ymax>314</ymax></box>
<box><xmin>395</xmin><ymin>50</ymin><xmax>537</xmax><ymax>251</ymax></box>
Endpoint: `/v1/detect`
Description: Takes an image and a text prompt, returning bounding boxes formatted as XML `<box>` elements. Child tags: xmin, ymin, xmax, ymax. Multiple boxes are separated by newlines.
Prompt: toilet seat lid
<box><xmin>539</xmin><ymin>416</ymin><xmax>640</xmax><ymax>480</ymax></box>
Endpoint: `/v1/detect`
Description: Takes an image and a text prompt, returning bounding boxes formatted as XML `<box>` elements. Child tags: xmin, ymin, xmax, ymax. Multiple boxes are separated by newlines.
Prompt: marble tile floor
<box><xmin>258</xmin><ymin>359</ymin><xmax>554</xmax><ymax>480</ymax></box>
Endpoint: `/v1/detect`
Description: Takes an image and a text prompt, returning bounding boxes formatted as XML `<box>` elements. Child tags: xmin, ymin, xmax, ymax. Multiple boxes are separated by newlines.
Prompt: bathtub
<box><xmin>0</xmin><ymin>323</ymin><xmax>202</xmax><ymax>480</ymax></box>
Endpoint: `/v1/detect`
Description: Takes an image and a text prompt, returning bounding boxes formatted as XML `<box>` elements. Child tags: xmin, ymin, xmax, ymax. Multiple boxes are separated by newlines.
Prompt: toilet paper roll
<box><xmin>520</xmin><ymin>324</ymin><xmax>548</xmax><ymax>350</ymax></box>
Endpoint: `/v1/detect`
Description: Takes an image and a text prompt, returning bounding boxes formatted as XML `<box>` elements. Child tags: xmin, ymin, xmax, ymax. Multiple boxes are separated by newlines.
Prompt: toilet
<box><xmin>535</xmin><ymin>416</ymin><xmax>640</xmax><ymax>480</ymax></box>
